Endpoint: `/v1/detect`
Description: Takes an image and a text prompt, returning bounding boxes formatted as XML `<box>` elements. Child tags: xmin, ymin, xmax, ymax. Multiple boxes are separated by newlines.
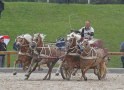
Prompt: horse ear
<box><xmin>72</xmin><ymin>34</ymin><xmax>74</xmax><ymax>37</ymax></box>
<box><xmin>38</xmin><ymin>33</ymin><xmax>40</xmax><ymax>36</ymax></box>
<box><xmin>75</xmin><ymin>37</ymin><xmax>77</xmax><ymax>40</ymax></box>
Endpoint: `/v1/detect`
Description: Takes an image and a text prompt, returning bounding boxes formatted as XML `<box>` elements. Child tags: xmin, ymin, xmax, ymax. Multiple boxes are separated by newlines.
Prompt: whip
<box><xmin>69</xmin><ymin>14</ymin><xmax>83</xmax><ymax>30</ymax></box>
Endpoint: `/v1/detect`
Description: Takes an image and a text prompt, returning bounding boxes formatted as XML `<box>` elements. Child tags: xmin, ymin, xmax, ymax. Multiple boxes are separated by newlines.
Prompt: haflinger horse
<box><xmin>55</xmin><ymin>32</ymin><xmax>81</xmax><ymax>76</ymax></box>
<box><xmin>79</xmin><ymin>39</ymin><xmax>108</xmax><ymax>80</ymax></box>
<box><xmin>60</xmin><ymin>32</ymin><xmax>82</xmax><ymax>80</ymax></box>
<box><xmin>61</xmin><ymin>32</ymin><xmax>101</xmax><ymax>80</ymax></box>
<box><xmin>13</xmin><ymin>34</ymin><xmax>33</xmax><ymax>75</ymax></box>
<box><xmin>25</xmin><ymin>33</ymin><xmax>61</xmax><ymax>80</ymax></box>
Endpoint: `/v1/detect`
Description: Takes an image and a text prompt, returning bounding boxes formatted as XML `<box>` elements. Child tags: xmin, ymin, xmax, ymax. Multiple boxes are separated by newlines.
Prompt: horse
<box><xmin>13</xmin><ymin>34</ymin><xmax>33</xmax><ymax>75</ymax></box>
<box><xmin>55</xmin><ymin>32</ymin><xmax>81</xmax><ymax>76</ymax></box>
<box><xmin>79</xmin><ymin>39</ymin><xmax>108</xmax><ymax>80</ymax></box>
<box><xmin>25</xmin><ymin>33</ymin><xmax>61</xmax><ymax>80</ymax></box>
<box><xmin>60</xmin><ymin>32</ymin><xmax>83</xmax><ymax>80</ymax></box>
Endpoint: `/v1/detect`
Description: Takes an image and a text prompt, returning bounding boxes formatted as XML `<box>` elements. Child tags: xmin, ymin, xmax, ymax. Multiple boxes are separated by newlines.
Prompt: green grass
<box><xmin>0</xmin><ymin>2</ymin><xmax>124</xmax><ymax>68</ymax></box>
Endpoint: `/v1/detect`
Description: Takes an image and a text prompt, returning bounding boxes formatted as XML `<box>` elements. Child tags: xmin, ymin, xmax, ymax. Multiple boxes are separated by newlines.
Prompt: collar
<box><xmin>85</xmin><ymin>27</ymin><xmax>90</xmax><ymax>31</ymax></box>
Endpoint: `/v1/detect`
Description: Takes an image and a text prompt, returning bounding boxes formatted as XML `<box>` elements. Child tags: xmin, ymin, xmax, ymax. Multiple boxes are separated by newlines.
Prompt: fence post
<box><xmin>47</xmin><ymin>0</ymin><xmax>49</xmax><ymax>3</ymax></box>
<box><xmin>88</xmin><ymin>0</ymin><xmax>90</xmax><ymax>4</ymax></box>
<box><xmin>7</xmin><ymin>54</ymin><xmax>10</xmax><ymax>67</ymax></box>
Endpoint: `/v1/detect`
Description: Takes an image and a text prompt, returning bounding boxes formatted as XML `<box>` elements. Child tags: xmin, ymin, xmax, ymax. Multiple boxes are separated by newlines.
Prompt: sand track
<box><xmin>0</xmin><ymin>73</ymin><xmax>124</xmax><ymax>90</ymax></box>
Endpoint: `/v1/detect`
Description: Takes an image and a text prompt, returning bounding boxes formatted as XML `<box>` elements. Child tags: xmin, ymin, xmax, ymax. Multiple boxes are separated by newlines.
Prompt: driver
<box><xmin>71</xmin><ymin>21</ymin><xmax>94</xmax><ymax>40</ymax></box>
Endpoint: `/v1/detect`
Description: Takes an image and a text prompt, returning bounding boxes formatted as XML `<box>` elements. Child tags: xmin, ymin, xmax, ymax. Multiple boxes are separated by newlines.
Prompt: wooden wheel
<box><xmin>60</xmin><ymin>62</ymin><xmax>71</xmax><ymax>80</ymax></box>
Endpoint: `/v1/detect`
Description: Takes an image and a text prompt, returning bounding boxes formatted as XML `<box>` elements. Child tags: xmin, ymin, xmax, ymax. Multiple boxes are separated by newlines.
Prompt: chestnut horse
<box><xmin>79</xmin><ymin>39</ymin><xmax>108</xmax><ymax>80</ymax></box>
<box><xmin>61</xmin><ymin>33</ymin><xmax>99</xmax><ymax>80</ymax></box>
<box><xmin>61</xmin><ymin>32</ymin><xmax>82</xmax><ymax>80</ymax></box>
<box><xmin>55</xmin><ymin>32</ymin><xmax>81</xmax><ymax>76</ymax></box>
<box><xmin>13</xmin><ymin>34</ymin><xmax>33</xmax><ymax>75</ymax></box>
<box><xmin>25</xmin><ymin>33</ymin><xmax>61</xmax><ymax>80</ymax></box>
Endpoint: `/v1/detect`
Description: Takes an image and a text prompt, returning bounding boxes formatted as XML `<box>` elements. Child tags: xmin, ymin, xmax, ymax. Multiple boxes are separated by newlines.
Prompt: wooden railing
<box><xmin>1</xmin><ymin>51</ymin><xmax>124</xmax><ymax>68</ymax></box>
<box><xmin>0</xmin><ymin>51</ymin><xmax>66</xmax><ymax>67</ymax></box>
<box><xmin>0</xmin><ymin>51</ymin><xmax>18</xmax><ymax>67</ymax></box>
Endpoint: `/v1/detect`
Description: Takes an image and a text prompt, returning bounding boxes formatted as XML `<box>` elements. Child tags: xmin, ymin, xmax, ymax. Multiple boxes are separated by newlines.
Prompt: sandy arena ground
<box><xmin>0</xmin><ymin>72</ymin><xmax>124</xmax><ymax>90</ymax></box>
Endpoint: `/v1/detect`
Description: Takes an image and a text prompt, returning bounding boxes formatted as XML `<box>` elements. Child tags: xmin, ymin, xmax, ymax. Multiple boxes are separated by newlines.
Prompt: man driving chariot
<box><xmin>71</xmin><ymin>21</ymin><xmax>94</xmax><ymax>41</ymax></box>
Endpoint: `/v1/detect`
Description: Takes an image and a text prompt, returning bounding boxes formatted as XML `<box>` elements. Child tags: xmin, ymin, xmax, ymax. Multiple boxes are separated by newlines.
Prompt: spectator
<box><xmin>58</xmin><ymin>0</ymin><xmax>62</xmax><ymax>4</ymax></box>
<box><xmin>0</xmin><ymin>38</ymin><xmax>7</xmax><ymax>67</ymax></box>
<box><xmin>120</xmin><ymin>42</ymin><xmax>124</xmax><ymax>68</ymax></box>
<box><xmin>13</xmin><ymin>42</ymin><xmax>17</xmax><ymax>51</ymax></box>
<box><xmin>65</xmin><ymin>0</ymin><xmax>70</xmax><ymax>4</ymax></box>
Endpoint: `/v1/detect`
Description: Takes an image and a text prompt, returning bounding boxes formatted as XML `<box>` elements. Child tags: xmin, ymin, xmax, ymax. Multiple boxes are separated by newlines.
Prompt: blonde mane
<box><xmin>33</xmin><ymin>33</ymin><xmax>46</xmax><ymax>41</ymax></box>
<box><xmin>88</xmin><ymin>38</ymin><xmax>99</xmax><ymax>44</ymax></box>
<box><xmin>67</xmin><ymin>32</ymin><xmax>81</xmax><ymax>40</ymax></box>
<box><xmin>17</xmin><ymin>34</ymin><xmax>32</xmax><ymax>43</ymax></box>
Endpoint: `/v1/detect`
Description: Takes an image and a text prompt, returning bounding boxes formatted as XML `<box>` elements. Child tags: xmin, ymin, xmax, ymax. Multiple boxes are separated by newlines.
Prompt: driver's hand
<box><xmin>71</xmin><ymin>30</ymin><xmax>74</xmax><ymax>32</ymax></box>
<box><xmin>88</xmin><ymin>32</ymin><xmax>91</xmax><ymax>35</ymax></box>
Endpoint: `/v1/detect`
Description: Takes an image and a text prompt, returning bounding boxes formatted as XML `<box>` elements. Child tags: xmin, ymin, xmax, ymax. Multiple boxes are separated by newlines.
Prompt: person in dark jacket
<box><xmin>65</xmin><ymin>0</ymin><xmax>70</xmax><ymax>4</ymax></box>
<box><xmin>0</xmin><ymin>38</ymin><xmax>7</xmax><ymax>67</ymax></box>
<box><xmin>120</xmin><ymin>42</ymin><xmax>124</xmax><ymax>68</ymax></box>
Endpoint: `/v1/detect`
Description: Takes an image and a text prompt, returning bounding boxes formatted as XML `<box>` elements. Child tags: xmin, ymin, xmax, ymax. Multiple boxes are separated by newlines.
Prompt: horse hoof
<box><xmin>25</xmin><ymin>74</ymin><xmax>29</xmax><ymax>78</ymax></box>
<box><xmin>72</xmin><ymin>73</ymin><xmax>75</xmax><ymax>76</ymax></box>
<box><xmin>66</xmin><ymin>78</ymin><xmax>70</xmax><ymax>81</ymax></box>
<box><xmin>25</xmin><ymin>67</ymin><xmax>28</xmax><ymax>70</ymax></box>
<box><xmin>84</xmin><ymin>77</ymin><xmax>87</xmax><ymax>81</ymax></box>
<box><xmin>24</xmin><ymin>78</ymin><xmax>28</xmax><ymax>80</ymax></box>
<box><xmin>77</xmin><ymin>79</ymin><xmax>81</xmax><ymax>81</ymax></box>
<box><xmin>55</xmin><ymin>73</ymin><xmax>59</xmax><ymax>76</ymax></box>
<box><xmin>38</xmin><ymin>68</ymin><xmax>43</xmax><ymax>71</ymax></box>
<box><xmin>13</xmin><ymin>72</ymin><xmax>17</xmax><ymax>75</ymax></box>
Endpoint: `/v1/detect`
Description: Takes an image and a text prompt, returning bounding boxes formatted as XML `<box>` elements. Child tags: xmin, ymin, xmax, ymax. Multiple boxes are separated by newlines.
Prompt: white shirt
<box><xmin>79</xmin><ymin>27</ymin><xmax>94</xmax><ymax>39</ymax></box>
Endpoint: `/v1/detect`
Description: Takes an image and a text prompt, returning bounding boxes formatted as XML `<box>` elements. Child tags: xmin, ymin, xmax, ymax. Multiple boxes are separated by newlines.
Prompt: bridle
<box><xmin>17</xmin><ymin>37</ymin><xmax>32</xmax><ymax>57</ymax></box>
<box><xmin>79</xmin><ymin>40</ymin><xmax>98</xmax><ymax>59</ymax></box>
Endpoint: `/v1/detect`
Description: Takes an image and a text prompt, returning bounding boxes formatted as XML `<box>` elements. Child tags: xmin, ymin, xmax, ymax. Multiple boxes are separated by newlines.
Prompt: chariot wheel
<box><xmin>60</xmin><ymin>62</ymin><xmax>71</xmax><ymax>80</ymax></box>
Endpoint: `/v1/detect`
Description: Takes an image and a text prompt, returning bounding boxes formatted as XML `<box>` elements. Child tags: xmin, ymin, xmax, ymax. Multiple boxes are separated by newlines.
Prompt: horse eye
<box><xmin>31</xmin><ymin>38</ymin><xmax>33</xmax><ymax>41</ymax></box>
<box><xmin>86</xmin><ymin>44</ymin><xmax>88</xmax><ymax>46</ymax></box>
<box><xmin>36</xmin><ymin>39</ymin><xmax>38</xmax><ymax>42</ymax></box>
<box><xmin>70</xmin><ymin>39</ymin><xmax>73</xmax><ymax>42</ymax></box>
<box><xmin>21</xmin><ymin>40</ymin><xmax>23</xmax><ymax>42</ymax></box>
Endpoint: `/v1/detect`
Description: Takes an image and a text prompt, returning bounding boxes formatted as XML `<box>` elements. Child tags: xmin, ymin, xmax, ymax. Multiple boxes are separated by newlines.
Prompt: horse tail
<box><xmin>100</xmin><ymin>62</ymin><xmax>109</xmax><ymax>76</ymax></box>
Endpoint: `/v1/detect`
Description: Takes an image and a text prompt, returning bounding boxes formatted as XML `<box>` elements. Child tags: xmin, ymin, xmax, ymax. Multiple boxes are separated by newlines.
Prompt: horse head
<box><xmin>65</xmin><ymin>33</ymin><xmax>77</xmax><ymax>50</ymax></box>
<box><xmin>79</xmin><ymin>39</ymin><xmax>90</xmax><ymax>53</ymax></box>
<box><xmin>16</xmin><ymin>34</ymin><xmax>32</xmax><ymax>50</ymax></box>
<box><xmin>31</xmin><ymin>33</ymin><xmax>46</xmax><ymax>50</ymax></box>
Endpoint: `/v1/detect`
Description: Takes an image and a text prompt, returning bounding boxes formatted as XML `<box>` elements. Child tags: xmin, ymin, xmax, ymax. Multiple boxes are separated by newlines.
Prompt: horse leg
<box><xmin>42</xmin><ymin>63</ymin><xmax>50</xmax><ymax>80</ymax></box>
<box><xmin>44</xmin><ymin>59</ymin><xmax>58</xmax><ymax>80</ymax></box>
<box><xmin>82</xmin><ymin>65</ymin><xmax>91</xmax><ymax>81</ymax></box>
<box><xmin>13</xmin><ymin>60</ymin><xmax>20</xmax><ymax>75</ymax></box>
<box><xmin>55</xmin><ymin>64</ymin><xmax>61</xmax><ymax>76</ymax></box>
<box><xmin>38</xmin><ymin>65</ymin><xmax>43</xmax><ymax>71</ymax></box>
<box><xmin>93</xmin><ymin>66</ymin><xmax>97</xmax><ymax>75</ymax></box>
<box><xmin>55</xmin><ymin>59</ymin><xmax>62</xmax><ymax>76</ymax></box>
<box><xmin>66</xmin><ymin>68</ymin><xmax>73</xmax><ymax>81</ymax></box>
<box><xmin>25</xmin><ymin>59</ymin><xmax>35</xmax><ymax>80</ymax></box>
<box><xmin>28</xmin><ymin>62</ymin><xmax>38</xmax><ymax>75</ymax></box>
<box><xmin>72</xmin><ymin>68</ymin><xmax>78</xmax><ymax>76</ymax></box>
<box><xmin>22</xmin><ymin>64</ymin><xmax>26</xmax><ymax>71</ymax></box>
